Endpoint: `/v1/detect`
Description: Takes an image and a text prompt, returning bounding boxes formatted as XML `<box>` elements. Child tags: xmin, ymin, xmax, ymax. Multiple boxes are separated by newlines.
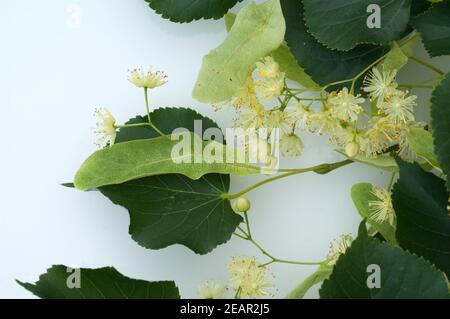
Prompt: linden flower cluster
<box><xmin>198</xmin><ymin>256</ymin><xmax>273</xmax><ymax>299</ymax></box>
<box><xmin>290</xmin><ymin>67</ymin><xmax>420</xmax><ymax>159</ymax></box>
<box><xmin>225</xmin><ymin>56</ymin><xmax>303</xmax><ymax>163</ymax></box>
<box><xmin>224</xmin><ymin>59</ymin><xmax>422</xmax><ymax>163</ymax></box>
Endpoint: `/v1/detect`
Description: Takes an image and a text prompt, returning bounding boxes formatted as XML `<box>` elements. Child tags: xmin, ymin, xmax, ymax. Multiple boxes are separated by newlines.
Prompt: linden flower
<box><xmin>227</xmin><ymin>257</ymin><xmax>273</xmax><ymax>299</ymax></box>
<box><xmin>234</xmin><ymin>107</ymin><xmax>265</xmax><ymax>130</ymax></box>
<box><xmin>233</xmin><ymin>76</ymin><xmax>261</xmax><ymax>110</ymax></box>
<box><xmin>331</xmin><ymin>125</ymin><xmax>356</xmax><ymax>148</ymax></box>
<box><xmin>380</xmin><ymin>90</ymin><xmax>417</xmax><ymax>124</ymax></box>
<box><xmin>255</xmin><ymin>76</ymin><xmax>285</xmax><ymax>101</ymax></box>
<box><xmin>255</xmin><ymin>56</ymin><xmax>281</xmax><ymax>79</ymax></box>
<box><xmin>369</xmin><ymin>186</ymin><xmax>395</xmax><ymax>225</ymax></box>
<box><xmin>94</xmin><ymin>108</ymin><xmax>117</xmax><ymax>148</ymax></box>
<box><xmin>306</xmin><ymin>110</ymin><xmax>340</xmax><ymax>135</ymax></box>
<box><xmin>265</xmin><ymin>110</ymin><xmax>296</xmax><ymax>134</ymax></box>
<box><xmin>326</xmin><ymin>234</ymin><xmax>353</xmax><ymax>266</ymax></box>
<box><xmin>197</xmin><ymin>280</ymin><xmax>226</xmax><ymax>299</ymax></box>
<box><xmin>358</xmin><ymin>117</ymin><xmax>396</xmax><ymax>157</ymax></box>
<box><xmin>280</xmin><ymin>134</ymin><xmax>304</xmax><ymax>157</ymax></box>
<box><xmin>128</xmin><ymin>67</ymin><xmax>168</xmax><ymax>89</ymax></box>
<box><xmin>328</xmin><ymin>87</ymin><xmax>365</xmax><ymax>122</ymax></box>
<box><xmin>285</xmin><ymin>103</ymin><xmax>310</xmax><ymax>130</ymax></box>
<box><xmin>247</xmin><ymin>135</ymin><xmax>271</xmax><ymax>164</ymax></box>
<box><xmin>363</xmin><ymin>67</ymin><xmax>398</xmax><ymax>106</ymax></box>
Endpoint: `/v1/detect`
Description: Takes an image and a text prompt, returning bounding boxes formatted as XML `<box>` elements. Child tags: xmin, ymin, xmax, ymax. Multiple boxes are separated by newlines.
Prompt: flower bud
<box><xmin>345</xmin><ymin>141</ymin><xmax>359</xmax><ymax>158</ymax></box>
<box><xmin>280</xmin><ymin>134</ymin><xmax>303</xmax><ymax>157</ymax></box>
<box><xmin>233</xmin><ymin>197</ymin><xmax>251</xmax><ymax>213</ymax></box>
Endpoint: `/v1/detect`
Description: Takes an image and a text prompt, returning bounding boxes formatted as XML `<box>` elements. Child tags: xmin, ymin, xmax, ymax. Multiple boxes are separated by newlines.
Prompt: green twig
<box><xmin>224</xmin><ymin>160</ymin><xmax>352</xmax><ymax>200</ymax></box>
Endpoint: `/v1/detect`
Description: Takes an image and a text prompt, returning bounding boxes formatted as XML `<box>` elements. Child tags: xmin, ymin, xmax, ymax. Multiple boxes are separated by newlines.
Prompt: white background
<box><xmin>1</xmin><ymin>0</ymin><xmax>449</xmax><ymax>298</ymax></box>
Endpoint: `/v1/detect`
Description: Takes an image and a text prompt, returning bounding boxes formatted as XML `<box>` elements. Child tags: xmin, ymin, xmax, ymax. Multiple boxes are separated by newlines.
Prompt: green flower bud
<box><xmin>233</xmin><ymin>197</ymin><xmax>251</xmax><ymax>213</ymax></box>
<box><xmin>345</xmin><ymin>141</ymin><xmax>359</xmax><ymax>158</ymax></box>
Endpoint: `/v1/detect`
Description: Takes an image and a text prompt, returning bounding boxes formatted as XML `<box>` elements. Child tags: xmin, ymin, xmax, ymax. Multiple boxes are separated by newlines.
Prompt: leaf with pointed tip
<box><xmin>193</xmin><ymin>0</ymin><xmax>285</xmax><ymax>103</ymax></box>
<box><xmin>320</xmin><ymin>223</ymin><xmax>449</xmax><ymax>299</ymax></box>
<box><xmin>431</xmin><ymin>73</ymin><xmax>450</xmax><ymax>191</ymax></box>
<box><xmin>392</xmin><ymin>159</ymin><xmax>450</xmax><ymax>277</ymax></box>
<box><xmin>303</xmin><ymin>0</ymin><xmax>411</xmax><ymax>51</ymax></box>
<box><xmin>281</xmin><ymin>0</ymin><xmax>388</xmax><ymax>91</ymax></box>
<box><xmin>100</xmin><ymin>173</ymin><xmax>241</xmax><ymax>254</ymax></box>
<box><xmin>145</xmin><ymin>0</ymin><xmax>242</xmax><ymax>23</ymax></box>
<box><xmin>18</xmin><ymin>265</ymin><xmax>180</xmax><ymax>299</ymax></box>
<box><xmin>410</xmin><ymin>2</ymin><xmax>450</xmax><ymax>57</ymax></box>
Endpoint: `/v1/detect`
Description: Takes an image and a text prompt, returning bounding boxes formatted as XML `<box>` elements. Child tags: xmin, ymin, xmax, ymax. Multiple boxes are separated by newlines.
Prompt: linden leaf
<box><xmin>431</xmin><ymin>73</ymin><xmax>450</xmax><ymax>190</ymax></box>
<box><xmin>410</xmin><ymin>1</ymin><xmax>450</xmax><ymax>57</ymax></box>
<box><xmin>18</xmin><ymin>265</ymin><xmax>180</xmax><ymax>299</ymax></box>
<box><xmin>303</xmin><ymin>0</ymin><xmax>412</xmax><ymax>51</ymax></box>
<box><xmin>281</xmin><ymin>0</ymin><xmax>388</xmax><ymax>90</ymax></box>
<box><xmin>145</xmin><ymin>0</ymin><xmax>243</xmax><ymax>23</ymax></box>
<box><xmin>393</xmin><ymin>159</ymin><xmax>450</xmax><ymax>277</ymax></box>
<box><xmin>96</xmin><ymin>108</ymin><xmax>244</xmax><ymax>255</ymax></box>
<box><xmin>320</xmin><ymin>223</ymin><xmax>449</xmax><ymax>299</ymax></box>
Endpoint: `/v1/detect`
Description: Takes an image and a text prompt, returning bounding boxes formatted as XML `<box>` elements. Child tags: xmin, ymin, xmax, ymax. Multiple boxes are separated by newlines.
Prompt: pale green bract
<box><xmin>337</xmin><ymin>150</ymin><xmax>398</xmax><ymax>172</ymax></box>
<box><xmin>285</xmin><ymin>264</ymin><xmax>332</xmax><ymax>299</ymax></box>
<box><xmin>379</xmin><ymin>42</ymin><xmax>409</xmax><ymax>73</ymax></box>
<box><xmin>408</xmin><ymin>127</ymin><xmax>442</xmax><ymax>171</ymax></box>
<box><xmin>74</xmin><ymin>133</ymin><xmax>260</xmax><ymax>191</ymax></box>
<box><xmin>192</xmin><ymin>0</ymin><xmax>285</xmax><ymax>103</ymax></box>
<box><xmin>224</xmin><ymin>12</ymin><xmax>319</xmax><ymax>90</ymax></box>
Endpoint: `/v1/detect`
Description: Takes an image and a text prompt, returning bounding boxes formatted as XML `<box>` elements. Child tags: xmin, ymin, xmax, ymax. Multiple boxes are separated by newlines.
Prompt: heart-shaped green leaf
<box><xmin>320</xmin><ymin>223</ymin><xmax>449</xmax><ymax>299</ymax></box>
<box><xmin>281</xmin><ymin>0</ymin><xmax>388</xmax><ymax>90</ymax></box>
<box><xmin>393</xmin><ymin>158</ymin><xmax>450</xmax><ymax>277</ymax></box>
<box><xmin>100</xmin><ymin>173</ymin><xmax>241</xmax><ymax>254</ymax></box>
<box><xmin>193</xmin><ymin>0</ymin><xmax>285</xmax><ymax>103</ymax></box>
<box><xmin>410</xmin><ymin>1</ymin><xmax>450</xmax><ymax>57</ymax></box>
<box><xmin>145</xmin><ymin>0</ymin><xmax>242</xmax><ymax>23</ymax></box>
<box><xmin>431</xmin><ymin>73</ymin><xmax>450</xmax><ymax>191</ymax></box>
<box><xmin>18</xmin><ymin>265</ymin><xmax>180</xmax><ymax>299</ymax></box>
<box><xmin>96</xmin><ymin>108</ymin><xmax>243</xmax><ymax>254</ymax></box>
<box><xmin>303</xmin><ymin>0</ymin><xmax>411</xmax><ymax>51</ymax></box>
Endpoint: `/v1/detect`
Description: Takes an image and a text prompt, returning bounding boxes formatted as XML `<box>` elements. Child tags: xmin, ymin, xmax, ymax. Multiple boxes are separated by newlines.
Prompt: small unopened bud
<box><xmin>345</xmin><ymin>142</ymin><xmax>359</xmax><ymax>158</ymax></box>
<box><xmin>232</xmin><ymin>197</ymin><xmax>251</xmax><ymax>213</ymax></box>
